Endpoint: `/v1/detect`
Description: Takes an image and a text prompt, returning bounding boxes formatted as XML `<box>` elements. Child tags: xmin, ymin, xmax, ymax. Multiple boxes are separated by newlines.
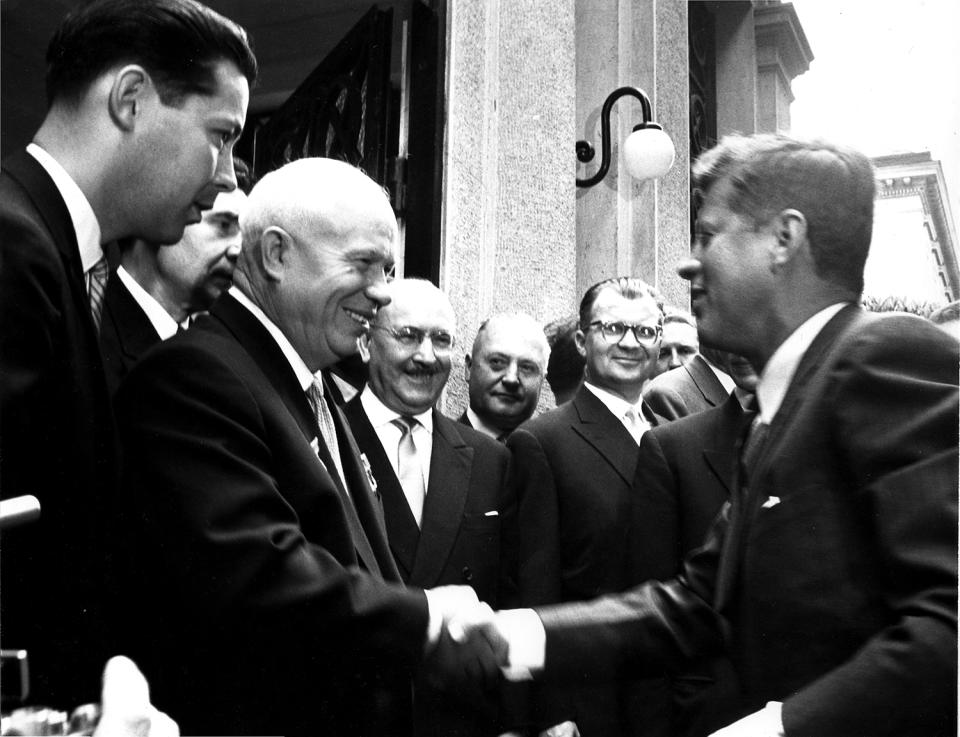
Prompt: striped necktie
<box><xmin>307</xmin><ymin>378</ymin><xmax>346</xmax><ymax>487</ymax></box>
<box><xmin>86</xmin><ymin>256</ymin><xmax>109</xmax><ymax>332</ymax></box>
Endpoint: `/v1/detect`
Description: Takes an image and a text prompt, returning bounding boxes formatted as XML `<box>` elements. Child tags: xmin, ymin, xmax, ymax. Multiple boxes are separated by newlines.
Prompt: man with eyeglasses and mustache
<box><xmin>506</xmin><ymin>276</ymin><xmax>673</xmax><ymax>737</ymax></box>
<box><xmin>344</xmin><ymin>277</ymin><xmax>517</xmax><ymax>737</ymax></box>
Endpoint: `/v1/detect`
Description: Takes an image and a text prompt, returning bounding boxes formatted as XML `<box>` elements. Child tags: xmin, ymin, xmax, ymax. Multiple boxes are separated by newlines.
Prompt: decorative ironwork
<box><xmin>688</xmin><ymin>2</ymin><xmax>717</xmax><ymax>237</ymax></box>
<box><xmin>241</xmin><ymin>7</ymin><xmax>394</xmax><ymax>190</ymax></box>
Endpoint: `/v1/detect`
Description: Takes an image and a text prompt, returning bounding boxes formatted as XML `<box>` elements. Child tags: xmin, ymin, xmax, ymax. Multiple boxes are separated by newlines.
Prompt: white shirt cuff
<box><xmin>496</xmin><ymin>608</ymin><xmax>545</xmax><ymax>680</ymax></box>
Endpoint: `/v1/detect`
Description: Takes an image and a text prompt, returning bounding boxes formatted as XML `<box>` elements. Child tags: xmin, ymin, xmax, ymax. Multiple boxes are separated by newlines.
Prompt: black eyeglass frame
<box><xmin>585</xmin><ymin>320</ymin><xmax>663</xmax><ymax>345</ymax></box>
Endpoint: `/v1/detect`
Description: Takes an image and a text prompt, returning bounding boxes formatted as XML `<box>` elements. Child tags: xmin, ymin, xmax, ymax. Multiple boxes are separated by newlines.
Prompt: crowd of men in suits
<box><xmin>1</xmin><ymin>2</ymin><xmax>956</xmax><ymax>737</ymax></box>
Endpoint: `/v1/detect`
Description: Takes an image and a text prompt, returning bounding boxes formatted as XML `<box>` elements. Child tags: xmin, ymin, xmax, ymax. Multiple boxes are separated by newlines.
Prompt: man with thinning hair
<box><xmin>114</xmin><ymin>158</ymin><xmax>496</xmax><ymax>736</ymax></box>
<box><xmin>0</xmin><ymin>0</ymin><xmax>256</xmax><ymax>705</ymax></box>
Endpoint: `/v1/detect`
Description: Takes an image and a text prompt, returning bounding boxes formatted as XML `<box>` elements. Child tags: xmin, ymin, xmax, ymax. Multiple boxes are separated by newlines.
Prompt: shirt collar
<box><xmin>465</xmin><ymin>407</ymin><xmax>503</xmax><ymax>440</ymax></box>
<box><xmin>584</xmin><ymin>382</ymin><xmax>648</xmax><ymax>421</ymax></box>
<box><xmin>116</xmin><ymin>266</ymin><xmax>179</xmax><ymax>340</ymax></box>
<box><xmin>26</xmin><ymin>143</ymin><xmax>102</xmax><ymax>273</ymax></box>
<box><xmin>360</xmin><ymin>385</ymin><xmax>434</xmax><ymax>434</ymax></box>
<box><xmin>229</xmin><ymin>286</ymin><xmax>315</xmax><ymax>392</ymax></box>
<box><xmin>756</xmin><ymin>302</ymin><xmax>849</xmax><ymax>423</ymax></box>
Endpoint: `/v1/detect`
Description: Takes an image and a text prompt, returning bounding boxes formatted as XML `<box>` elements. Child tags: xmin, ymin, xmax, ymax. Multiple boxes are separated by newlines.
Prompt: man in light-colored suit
<box><xmin>345</xmin><ymin>278</ymin><xmax>517</xmax><ymax>736</ymax></box>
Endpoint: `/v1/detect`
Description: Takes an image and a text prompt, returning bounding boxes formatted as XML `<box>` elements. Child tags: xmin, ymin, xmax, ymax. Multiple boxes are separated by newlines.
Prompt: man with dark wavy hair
<box><xmin>0</xmin><ymin>0</ymin><xmax>256</xmax><ymax>707</ymax></box>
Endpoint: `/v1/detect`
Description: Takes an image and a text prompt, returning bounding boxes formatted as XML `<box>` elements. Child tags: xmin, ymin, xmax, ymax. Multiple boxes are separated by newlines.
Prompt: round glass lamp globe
<box><xmin>623</xmin><ymin>127</ymin><xmax>676</xmax><ymax>180</ymax></box>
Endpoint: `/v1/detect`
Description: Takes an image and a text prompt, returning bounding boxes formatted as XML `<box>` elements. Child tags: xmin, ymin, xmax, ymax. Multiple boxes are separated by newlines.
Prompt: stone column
<box><xmin>441</xmin><ymin>0</ymin><xmax>577</xmax><ymax>412</ymax></box>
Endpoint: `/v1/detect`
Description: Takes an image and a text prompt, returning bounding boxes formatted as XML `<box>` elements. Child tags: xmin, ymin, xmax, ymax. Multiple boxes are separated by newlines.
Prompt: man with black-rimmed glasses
<box><xmin>506</xmin><ymin>276</ymin><xmax>674</xmax><ymax>737</ymax></box>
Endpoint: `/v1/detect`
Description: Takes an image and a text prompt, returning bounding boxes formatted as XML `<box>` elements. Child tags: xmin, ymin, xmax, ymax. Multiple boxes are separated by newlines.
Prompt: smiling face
<box><xmin>466</xmin><ymin>317</ymin><xmax>548</xmax><ymax>432</ymax></box>
<box><xmin>134</xmin><ymin>59</ymin><xmax>249</xmax><ymax>244</ymax></box>
<box><xmin>679</xmin><ymin>177</ymin><xmax>776</xmax><ymax>363</ymax></box>
<box><xmin>277</xmin><ymin>220</ymin><xmax>395</xmax><ymax>372</ymax></box>
<box><xmin>577</xmin><ymin>288</ymin><xmax>662</xmax><ymax>403</ymax></box>
<box><xmin>156</xmin><ymin>187</ymin><xmax>247</xmax><ymax>314</ymax></box>
<box><xmin>361</xmin><ymin>281</ymin><xmax>455</xmax><ymax>415</ymax></box>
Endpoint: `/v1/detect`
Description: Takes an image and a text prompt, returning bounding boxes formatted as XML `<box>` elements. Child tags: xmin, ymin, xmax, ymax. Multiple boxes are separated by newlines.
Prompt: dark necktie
<box><xmin>87</xmin><ymin>257</ymin><xmax>109</xmax><ymax>332</ymax></box>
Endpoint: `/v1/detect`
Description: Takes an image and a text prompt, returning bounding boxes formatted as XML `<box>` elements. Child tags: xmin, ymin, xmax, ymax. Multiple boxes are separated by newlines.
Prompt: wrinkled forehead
<box><xmin>479</xmin><ymin>322</ymin><xmax>547</xmax><ymax>363</ymax></box>
<box><xmin>590</xmin><ymin>288</ymin><xmax>661</xmax><ymax>324</ymax></box>
<box><xmin>380</xmin><ymin>292</ymin><xmax>455</xmax><ymax>332</ymax></box>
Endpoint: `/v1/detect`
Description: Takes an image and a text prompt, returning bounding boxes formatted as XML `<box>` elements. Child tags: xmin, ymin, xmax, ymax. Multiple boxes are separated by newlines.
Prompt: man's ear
<box><xmin>260</xmin><ymin>227</ymin><xmax>292</xmax><ymax>281</ymax></box>
<box><xmin>358</xmin><ymin>333</ymin><xmax>372</xmax><ymax>364</ymax></box>
<box><xmin>463</xmin><ymin>354</ymin><xmax>472</xmax><ymax>382</ymax></box>
<box><xmin>574</xmin><ymin>329</ymin><xmax>587</xmax><ymax>358</ymax></box>
<box><xmin>108</xmin><ymin>65</ymin><xmax>151</xmax><ymax>132</ymax></box>
<box><xmin>770</xmin><ymin>209</ymin><xmax>807</xmax><ymax>270</ymax></box>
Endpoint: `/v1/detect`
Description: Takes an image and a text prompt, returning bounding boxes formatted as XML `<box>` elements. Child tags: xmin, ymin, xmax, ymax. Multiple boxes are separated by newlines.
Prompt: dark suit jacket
<box><xmin>0</xmin><ymin>150</ymin><xmax>115</xmax><ymax>706</ymax></box>
<box><xmin>637</xmin><ymin>392</ymin><xmax>753</xmax><ymax>736</ymax></box>
<box><xmin>345</xmin><ymin>397</ymin><xmax>517</xmax><ymax>737</ymax></box>
<box><xmin>539</xmin><ymin>307</ymin><xmax>959</xmax><ymax>737</ymax></box>
<box><xmin>113</xmin><ymin>292</ymin><xmax>429</xmax><ymax>737</ymax></box>
<box><xmin>507</xmin><ymin>385</ymin><xmax>673</xmax><ymax>736</ymax></box>
<box><xmin>98</xmin><ymin>273</ymin><xmax>162</xmax><ymax>396</ymax></box>
<box><xmin>643</xmin><ymin>353</ymin><xmax>728</xmax><ymax>420</ymax></box>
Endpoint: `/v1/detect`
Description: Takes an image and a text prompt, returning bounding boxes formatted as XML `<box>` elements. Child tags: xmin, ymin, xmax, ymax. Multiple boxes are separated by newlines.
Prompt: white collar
<box><xmin>228</xmin><ymin>286</ymin><xmax>314</xmax><ymax>392</ymax></box>
<box><xmin>757</xmin><ymin>302</ymin><xmax>849</xmax><ymax>423</ymax></box>
<box><xmin>26</xmin><ymin>143</ymin><xmax>102</xmax><ymax>273</ymax></box>
<box><xmin>584</xmin><ymin>382</ymin><xmax>648</xmax><ymax>421</ymax></box>
<box><xmin>465</xmin><ymin>406</ymin><xmax>503</xmax><ymax>440</ymax></box>
<box><xmin>116</xmin><ymin>266</ymin><xmax>179</xmax><ymax>340</ymax></box>
<box><xmin>359</xmin><ymin>385</ymin><xmax>434</xmax><ymax>434</ymax></box>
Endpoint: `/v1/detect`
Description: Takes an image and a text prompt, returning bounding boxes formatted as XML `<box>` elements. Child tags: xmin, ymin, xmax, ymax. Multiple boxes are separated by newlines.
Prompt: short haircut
<box><xmin>544</xmin><ymin>315</ymin><xmax>584</xmax><ymax>398</ymax></box>
<box><xmin>692</xmin><ymin>134</ymin><xmax>875</xmax><ymax>295</ymax></box>
<box><xmin>45</xmin><ymin>0</ymin><xmax>258</xmax><ymax>107</ymax></box>
<box><xmin>578</xmin><ymin>276</ymin><xmax>664</xmax><ymax>330</ymax></box>
<box><xmin>662</xmin><ymin>307</ymin><xmax>696</xmax><ymax>328</ymax></box>
<box><xmin>471</xmin><ymin>313</ymin><xmax>549</xmax><ymax>367</ymax></box>
<box><xmin>930</xmin><ymin>300</ymin><xmax>960</xmax><ymax>325</ymax></box>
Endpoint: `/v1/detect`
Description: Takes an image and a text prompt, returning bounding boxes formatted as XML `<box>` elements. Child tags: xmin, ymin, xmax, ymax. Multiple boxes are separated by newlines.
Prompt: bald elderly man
<box><xmin>113</xmin><ymin>158</ymin><xmax>497</xmax><ymax>737</ymax></box>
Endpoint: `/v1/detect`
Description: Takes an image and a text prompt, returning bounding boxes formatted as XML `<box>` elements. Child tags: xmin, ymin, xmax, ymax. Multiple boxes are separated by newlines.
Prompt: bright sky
<box><xmin>790</xmin><ymin>0</ymin><xmax>960</xmax><ymax>228</ymax></box>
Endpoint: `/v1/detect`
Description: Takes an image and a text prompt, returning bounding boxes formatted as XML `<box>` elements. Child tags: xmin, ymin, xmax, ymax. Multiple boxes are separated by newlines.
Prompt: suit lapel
<box><xmin>702</xmin><ymin>394</ymin><xmax>750</xmax><ymax>496</ymax></box>
<box><xmin>210</xmin><ymin>294</ymin><xmax>389</xmax><ymax>579</ymax></box>
<box><xmin>4</xmin><ymin>150</ymin><xmax>97</xmax><ymax>342</ymax></box>
<box><xmin>689</xmin><ymin>354</ymin><xmax>728</xmax><ymax>407</ymax></box>
<box><xmin>341</xmin><ymin>398</ymin><xmax>418</xmax><ymax>580</ymax></box>
<box><xmin>410</xmin><ymin>413</ymin><xmax>473</xmax><ymax>587</ymax></box>
<box><xmin>105</xmin><ymin>276</ymin><xmax>162</xmax><ymax>363</ymax></box>
<box><xmin>571</xmin><ymin>387</ymin><xmax>639</xmax><ymax>485</ymax></box>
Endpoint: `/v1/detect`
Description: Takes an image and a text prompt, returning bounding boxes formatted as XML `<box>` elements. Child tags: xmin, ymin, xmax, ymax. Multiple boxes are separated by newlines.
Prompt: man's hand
<box><xmin>709</xmin><ymin>702</ymin><xmax>784</xmax><ymax>737</ymax></box>
<box><xmin>94</xmin><ymin>656</ymin><xmax>179</xmax><ymax>737</ymax></box>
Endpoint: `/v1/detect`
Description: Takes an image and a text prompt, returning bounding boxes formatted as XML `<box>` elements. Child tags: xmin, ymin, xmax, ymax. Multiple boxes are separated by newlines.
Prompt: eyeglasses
<box><xmin>370</xmin><ymin>325</ymin><xmax>456</xmax><ymax>353</ymax></box>
<box><xmin>586</xmin><ymin>320</ymin><xmax>662</xmax><ymax>345</ymax></box>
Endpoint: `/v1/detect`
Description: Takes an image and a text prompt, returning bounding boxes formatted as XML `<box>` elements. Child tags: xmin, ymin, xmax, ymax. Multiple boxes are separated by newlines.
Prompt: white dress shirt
<box><xmin>465</xmin><ymin>406</ymin><xmax>504</xmax><ymax>440</ymax></box>
<box><xmin>359</xmin><ymin>385</ymin><xmax>434</xmax><ymax>501</ymax></box>
<box><xmin>583</xmin><ymin>382</ymin><xmax>651</xmax><ymax>443</ymax></box>
<box><xmin>26</xmin><ymin>143</ymin><xmax>102</xmax><ymax>276</ymax></box>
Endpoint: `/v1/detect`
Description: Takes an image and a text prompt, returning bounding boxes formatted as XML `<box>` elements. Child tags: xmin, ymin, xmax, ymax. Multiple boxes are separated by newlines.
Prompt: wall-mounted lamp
<box><xmin>576</xmin><ymin>86</ymin><xmax>676</xmax><ymax>188</ymax></box>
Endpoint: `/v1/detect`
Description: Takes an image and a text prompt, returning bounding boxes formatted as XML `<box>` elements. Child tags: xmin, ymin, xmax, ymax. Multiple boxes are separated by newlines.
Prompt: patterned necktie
<box><xmin>740</xmin><ymin>413</ymin><xmax>770</xmax><ymax>489</ymax></box>
<box><xmin>86</xmin><ymin>256</ymin><xmax>109</xmax><ymax>332</ymax></box>
<box><xmin>390</xmin><ymin>416</ymin><xmax>426</xmax><ymax>527</ymax></box>
<box><xmin>307</xmin><ymin>378</ymin><xmax>346</xmax><ymax>487</ymax></box>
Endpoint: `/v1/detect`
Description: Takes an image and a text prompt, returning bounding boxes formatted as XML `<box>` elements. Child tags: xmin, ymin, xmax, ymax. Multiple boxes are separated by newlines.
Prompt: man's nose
<box><xmin>668</xmin><ymin>346</ymin><xmax>682</xmax><ymax>369</ymax></box>
<box><xmin>677</xmin><ymin>257</ymin><xmax>701</xmax><ymax>282</ymax></box>
<box><xmin>212</xmin><ymin>150</ymin><xmax>237</xmax><ymax>193</ymax></box>
<box><xmin>501</xmin><ymin>363</ymin><xmax>520</xmax><ymax>386</ymax></box>
<box><xmin>365</xmin><ymin>275</ymin><xmax>391</xmax><ymax>309</ymax></box>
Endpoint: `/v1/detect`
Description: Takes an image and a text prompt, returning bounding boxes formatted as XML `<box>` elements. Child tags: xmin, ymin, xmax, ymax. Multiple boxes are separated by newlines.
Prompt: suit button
<box><xmin>461</xmin><ymin>567</ymin><xmax>473</xmax><ymax>582</ymax></box>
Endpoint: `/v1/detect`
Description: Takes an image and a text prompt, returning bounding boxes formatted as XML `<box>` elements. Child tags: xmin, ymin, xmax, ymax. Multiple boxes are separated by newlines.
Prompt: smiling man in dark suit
<box><xmin>345</xmin><ymin>277</ymin><xmax>515</xmax><ymax>736</ymax></box>
<box><xmin>507</xmin><ymin>276</ymin><xmax>672</xmax><ymax>737</ymax></box>
<box><xmin>478</xmin><ymin>134</ymin><xmax>958</xmax><ymax>737</ymax></box>
<box><xmin>114</xmin><ymin>158</ymin><xmax>496</xmax><ymax>737</ymax></box>
<box><xmin>0</xmin><ymin>0</ymin><xmax>256</xmax><ymax>707</ymax></box>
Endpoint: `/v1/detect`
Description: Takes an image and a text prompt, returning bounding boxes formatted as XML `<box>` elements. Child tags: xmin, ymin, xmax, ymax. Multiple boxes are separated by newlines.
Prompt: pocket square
<box><xmin>484</xmin><ymin>510</ymin><xmax>499</xmax><ymax>517</ymax></box>
<box><xmin>761</xmin><ymin>495</ymin><xmax>780</xmax><ymax>509</ymax></box>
